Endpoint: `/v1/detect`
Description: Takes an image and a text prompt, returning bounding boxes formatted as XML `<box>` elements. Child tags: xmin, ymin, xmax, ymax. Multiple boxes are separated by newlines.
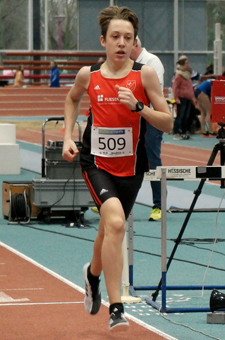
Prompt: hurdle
<box><xmin>121</xmin><ymin>217</ymin><xmax>142</xmax><ymax>304</ymax></box>
<box><xmin>128</xmin><ymin>165</ymin><xmax>225</xmax><ymax>313</ymax></box>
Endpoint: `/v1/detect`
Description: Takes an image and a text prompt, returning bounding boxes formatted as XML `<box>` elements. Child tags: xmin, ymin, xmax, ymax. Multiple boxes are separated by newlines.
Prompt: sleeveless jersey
<box><xmin>80</xmin><ymin>62</ymin><xmax>150</xmax><ymax>177</ymax></box>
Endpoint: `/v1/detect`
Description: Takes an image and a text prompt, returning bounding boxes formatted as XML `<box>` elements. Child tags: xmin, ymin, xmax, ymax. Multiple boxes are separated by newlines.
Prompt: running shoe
<box><xmin>91</xmin><ymin>207</ymin><xmax>99</xmax><ymax>214</ymax></box>
<box><xmin>201</xmin><ymin>131</ymin><xmax>216</xmax><ymax>138</ymax></box>
<box><xmin>149</xmin><ymin>207</ymin><xmax>161</xmax><ymax>221</ymax></box>
<box><xmin>181</xmin><ymin>134</ymin><xmax>190</xmax><ymax>140</ymax></box>
<box><xmin>208</xmin><ymin>131</ymin><xmax>217</xmax><ymax>138</ymax></box>
<box><xmin>173</xmin><ymin>134</ymin><xmax>183</xmax><ymax>140</ymax></box>
<box><xmin>201</xmin><ymin>131</ymin><xmax>209</xmax><ymax>138</ymax></box>
<box><xmin>109</xmin><ymin>311</ymin><xmax>129</xmax><ymax>331</ymax></box>
<box><xmin>83</xmin><ymin>262</ymin><xmax>101</xmax><ymax>315</ymax></box>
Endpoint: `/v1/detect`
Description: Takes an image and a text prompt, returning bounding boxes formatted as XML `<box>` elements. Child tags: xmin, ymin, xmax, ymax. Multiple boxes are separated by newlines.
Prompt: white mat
<box><xmin>20</xmin><ymin>149</ymin><xmax>41</xmax><ymax>174</ymax></box>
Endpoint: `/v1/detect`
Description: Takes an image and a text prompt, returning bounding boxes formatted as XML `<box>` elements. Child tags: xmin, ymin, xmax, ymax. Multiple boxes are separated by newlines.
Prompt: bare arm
<box><xmin>62</xmin><ymin>66</ymin><xmax>90</xmax><ymax>162</ymax></box>
<box><xmin>200</xmin><ymin>74</ymin><xmax>217</xmax><ymax>81</ymax></box>
<box><xmin>116</xmin><ymin>66</ymin><xmax>173</xmax><ymax>133</ymax></box>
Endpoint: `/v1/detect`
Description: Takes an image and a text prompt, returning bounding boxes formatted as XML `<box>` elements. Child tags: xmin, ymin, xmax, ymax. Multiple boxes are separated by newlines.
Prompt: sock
<box><xmin>87</xmin><ymin>264</ymin><xmax>100</xmax><ymax>286</ymax></box>
<box><xmin>109</xmin><ymin>303</ymin><xmax>124</xmax><ymax>315</ymax></box>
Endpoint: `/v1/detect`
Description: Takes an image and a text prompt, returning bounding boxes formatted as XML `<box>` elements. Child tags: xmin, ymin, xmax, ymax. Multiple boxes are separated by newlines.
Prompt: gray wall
<box><xmin>78</xmin><ymin>0</ymin><xmax>211</xmax><ymax>87</ymax></box>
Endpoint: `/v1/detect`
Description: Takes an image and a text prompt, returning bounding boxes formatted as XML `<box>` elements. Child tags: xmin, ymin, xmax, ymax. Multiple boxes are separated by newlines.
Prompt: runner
<box><xmin>62</xmin><ymin>5</ymin><xmax>172</xmax><ymax>331</ymax></box>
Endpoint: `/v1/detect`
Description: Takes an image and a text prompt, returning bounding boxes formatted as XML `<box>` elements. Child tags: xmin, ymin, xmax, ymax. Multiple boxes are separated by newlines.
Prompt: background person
<box><xmin>49</xmin><ymin>61</ymin><xmax>60</xmax><ymax>87</ymax></box>
<box><xmin>195</xmin><ymin>79</ymin><xmax>216</xmax><ymax>137</ymax></box>
<box><xmin>14</xmin><ymin>65</ymin><xmax>24</xmax><ymax>88</ymax></box>
<box><xmin>194</xmin><ymin>68</ymin><xmax>225</xmax><ymax>137</ymax></box>
<box><xmin>130</xmin><ymin>36</ymin><xmax>164</xmax><ymax>221</ymax></box>
<box><xmin>173</xmin><ymin>56</ymin><xmax>219</xmax><ymax>135</ymax></box>
<box><xmin>172</xmin><ymin>57</ymin><xmax>195</xmax><ymax>140</ymax></box>
<box><xmin>177</xmin><ymin>55</ymin><xmax>217</xmax><ymax>86</ymax></box>
<box><xmin>62</xmin><ymin>5</ymin><xmax>172</xmax><ymax>331</ymax></box>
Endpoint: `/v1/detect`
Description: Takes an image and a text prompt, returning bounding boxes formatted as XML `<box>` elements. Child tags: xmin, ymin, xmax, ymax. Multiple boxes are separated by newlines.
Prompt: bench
<box><xmin>2</xmin><ymin>60</ymin><xmax>97</xmax><ymax>66</ymax></box>
<box><xmin>0</xmin><ymin>73</ymin><xmax>77</xmax><ymax>86</ymax></box>
<box><xmin>1</xmin><ymin>51</ymin><xmax>106</xmax><ymax>85</ymax></box>
<box><xmin>4</xmin><ymin>51</ymin><xmax>106</xmax><ymax>58</ymax></box>
<box><xmin>0</xmin><ymin>65</ymin><xmax>91</xmax><ymax>71</ymax></box>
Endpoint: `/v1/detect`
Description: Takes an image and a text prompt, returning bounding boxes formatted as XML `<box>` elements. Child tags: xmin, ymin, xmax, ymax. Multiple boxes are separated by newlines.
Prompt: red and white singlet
<box><xmin>80</xmin><ymin>62</ymin><xmax>150</xmax><ymax>177</ymax></box>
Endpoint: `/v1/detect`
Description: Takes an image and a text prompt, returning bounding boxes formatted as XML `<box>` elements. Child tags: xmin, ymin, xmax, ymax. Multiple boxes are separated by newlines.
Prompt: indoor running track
<box><xmin>0</xmin><ymin>242</ymin><xmax>177</xmax><ymax>340</ymax></box>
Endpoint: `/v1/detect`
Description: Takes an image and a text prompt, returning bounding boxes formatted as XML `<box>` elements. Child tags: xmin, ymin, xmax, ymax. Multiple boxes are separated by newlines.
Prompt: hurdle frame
<box><xmin>128</xmin><ymin>166</ymin><xmax>225</xmax><ymax>313</ymax></box>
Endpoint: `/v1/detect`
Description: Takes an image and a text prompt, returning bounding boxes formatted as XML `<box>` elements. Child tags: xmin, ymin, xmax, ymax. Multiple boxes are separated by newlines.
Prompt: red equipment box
<box><xmin>211</xmin><ymin>80</ymin><xmax>225</xmax><ymax>123</ymax></box>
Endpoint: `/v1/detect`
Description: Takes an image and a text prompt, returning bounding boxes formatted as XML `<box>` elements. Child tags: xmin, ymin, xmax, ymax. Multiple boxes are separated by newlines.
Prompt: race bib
<box><xmin>91</xmin><ymin>126</ymin><xmax>133</xmax><ymax>157</ymax></box>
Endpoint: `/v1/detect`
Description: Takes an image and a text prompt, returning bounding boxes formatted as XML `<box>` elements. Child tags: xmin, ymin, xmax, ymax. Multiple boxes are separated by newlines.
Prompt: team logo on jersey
<box><xmin>126</xmin><ymin>80</ymin><xmax>136</xmax><ymax>92</ymax></box>
<box><xmin>97</xmin><ymin>94</ymin><xmax>104</xmax><ymax>102</ymax></box>
<box><xmin>94</xmin><ymin>85</ymin><xmax>101</xmax><ymax>90</ymax></box>
<box><xmin>97</xmin><ymin>94</ymin><xmax>119</xmax><ymax>103</ymax></box>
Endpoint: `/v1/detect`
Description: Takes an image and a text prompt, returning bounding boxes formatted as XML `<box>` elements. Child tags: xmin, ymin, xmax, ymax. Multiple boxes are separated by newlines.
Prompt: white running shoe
<box><xmin>83</xmin><ymin>262</ymin><xmax>101</xmax><ymax>315</ymax></box>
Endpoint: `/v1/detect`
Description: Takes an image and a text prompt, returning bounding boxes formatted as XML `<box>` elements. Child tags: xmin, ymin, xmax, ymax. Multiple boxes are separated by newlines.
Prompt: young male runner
<box><xmin>63</xmin><ymin>5</ymin><xmax>172</xmax><ymax>331</ymax></box>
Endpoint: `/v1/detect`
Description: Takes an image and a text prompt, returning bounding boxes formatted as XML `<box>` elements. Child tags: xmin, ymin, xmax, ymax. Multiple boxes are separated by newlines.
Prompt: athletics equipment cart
<box><xmin>32</xmin><ymin>116</ymin><xmax>94</xmax><ymax>224</ymax></box>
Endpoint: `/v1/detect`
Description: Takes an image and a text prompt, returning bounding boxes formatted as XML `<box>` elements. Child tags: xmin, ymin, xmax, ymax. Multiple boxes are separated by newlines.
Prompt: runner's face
<box><xmin>100</xmin><ymin>19</ymin><xmax>135</xmax><ymax>63</ymax></box>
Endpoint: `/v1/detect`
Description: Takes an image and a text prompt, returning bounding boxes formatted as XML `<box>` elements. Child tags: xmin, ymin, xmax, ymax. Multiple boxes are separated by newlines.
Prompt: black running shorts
<box><xmin>82</xmin><ymin>167</ymin><xmax>144</xmax><ymax>219</ymax></box>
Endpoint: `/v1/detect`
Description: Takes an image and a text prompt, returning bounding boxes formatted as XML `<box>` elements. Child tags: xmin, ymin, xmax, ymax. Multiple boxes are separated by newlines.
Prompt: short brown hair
<box><xmin>177</xmin><ymin>58</ymin><xmax>187</xmax><ymax>66</ymax></box>
<box><xmin>98</xmin><ymin>6</ymin><xmax>139</xmax><ymax>40</ymax></box>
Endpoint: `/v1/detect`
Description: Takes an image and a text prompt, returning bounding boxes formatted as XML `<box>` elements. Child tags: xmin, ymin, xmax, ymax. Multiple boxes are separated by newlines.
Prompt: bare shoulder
<box><xmin>75</xmin><ymin>66</ymin><xmax>91</xmax><ymax>88</ymax></box>
<box><xmin>141</xmin><ymin>64</ymin><xmax>161</xmax><ymax>89</ymax></box>
<box><xmin>141</xmin><ymin>64</ymin><xmax>158</xmax><ymax>79</ymax></box>
<box><xmin>69</xmin><ymin>66</ymin><xmax>91</xmax><ymax>100</ymax></box>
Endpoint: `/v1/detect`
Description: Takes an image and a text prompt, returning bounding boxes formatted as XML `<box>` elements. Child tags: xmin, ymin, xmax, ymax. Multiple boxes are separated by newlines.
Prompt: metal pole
<box><xmin>161</xmin><ymin>168</ymin><xmax>167</xmax><ymax>312</ymax></box>
<box><xmin>174</xmin><ymin>0</ymin><xmax>179</xmax><ymax>67</ymax></box>
<box><xmin>44</xmin><ymin>0</ymin><xmax>48</xmax><ymax>51</ymax></box>
<box><xmin>214</xmin><ymin>23</ymin><xmax>222</xmax><ymax>76</ymax></box>
<box><xmin>28</xmin><ymin>0</ymin><xmax>33</xmax><ymax>51</ymax></box>
<box><xmin>121</xmin><ymin>211</ymin><xmax>141</xmax><ymax>303</ymax></box>
<box><xmin>128</xmin><ymin>210</ymin><xmax>134</xmax><ymax>286</ymax></box>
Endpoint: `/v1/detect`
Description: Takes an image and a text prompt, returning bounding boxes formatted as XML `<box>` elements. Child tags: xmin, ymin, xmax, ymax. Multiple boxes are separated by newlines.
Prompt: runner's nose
<box><xmin>118</xmin><ymin>37</ymin><xmax>125</xmax><ymax>47</ymax></box>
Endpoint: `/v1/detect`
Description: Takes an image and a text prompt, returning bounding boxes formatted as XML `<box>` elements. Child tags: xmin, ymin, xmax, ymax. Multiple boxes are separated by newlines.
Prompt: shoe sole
<box><xmin>83</xmin><ymin>262</ymin><xmax>92</xmax><ymax>314</ymax></box>
<box><xmin>83</xmin><ymin>263</ymin><xmax>101</xmax><ymax>315</ymax></box>
<box><xmin>109</xmin><ymin>322</ymin><xmax>130</xmax><ymax>332</ymax></box>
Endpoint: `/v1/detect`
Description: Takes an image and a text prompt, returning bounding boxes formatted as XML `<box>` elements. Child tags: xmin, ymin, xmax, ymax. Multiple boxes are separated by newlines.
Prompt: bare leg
<box><xmin>89</xmin><ymin>218</ymin><xmax>104</xmax><ymax>276</ymax></box>
<box><xmin>197</xmin><ymin>92</ymin><xmax>212</xmax><ymax>131</ymax></box>
<box><xmin>196</xmin><ymin>96</ymin><xmax>206</xmax><ymax>131</ymax></box>
<box><xmin>90</xmin><ymin>197</ymin><xmax>126</xmax><ymax>305</ymax></box>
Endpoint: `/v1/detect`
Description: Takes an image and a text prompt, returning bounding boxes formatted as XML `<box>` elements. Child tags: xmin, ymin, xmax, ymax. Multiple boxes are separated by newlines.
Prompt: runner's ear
<box><xmin>100</xmin><ymin>35</ymin><xmax>106</xmax><ymax>48</ymax></box>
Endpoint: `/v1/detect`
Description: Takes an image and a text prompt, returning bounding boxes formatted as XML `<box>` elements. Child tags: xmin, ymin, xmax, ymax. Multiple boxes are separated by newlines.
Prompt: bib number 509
<box><xmin>99</xmin><ymin>137</ymin><xmax>126</xmax><ymax>151</ymax></box>
<box><xmin>91</xmin><ymin>127</ymin><xmax>133</xmax><ymax>157</ymax></box>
